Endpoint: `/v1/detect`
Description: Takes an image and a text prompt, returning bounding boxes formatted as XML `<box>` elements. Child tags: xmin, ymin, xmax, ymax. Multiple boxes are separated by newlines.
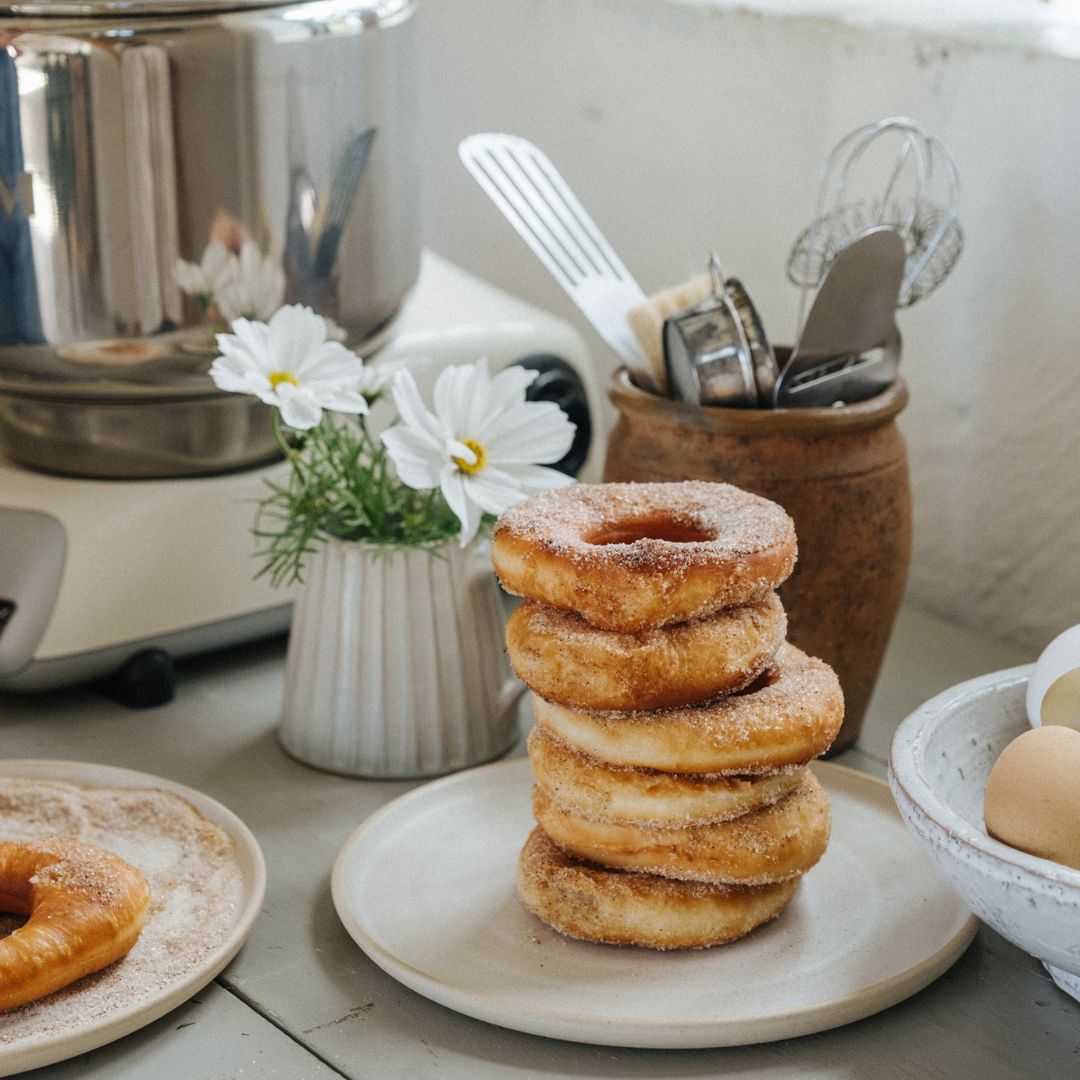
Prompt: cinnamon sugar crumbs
<box><xmin>492</xmin><ymin>482</ymin><xmax>799</xmax><ymax>632</ymax></box>
<box><xmin>14</xmin><ymin>836</ymin><xmax>140</xmax><ymax>909</ymax></box>
<box><xmin>494</xmin><ymin>481</ymin><xmax>795</xmax><ymax>566</ymax></box>
<box><xmin>0</xmin><ymin>778</ymin><xmax>244</xmax><ymax>1045</ymax></box>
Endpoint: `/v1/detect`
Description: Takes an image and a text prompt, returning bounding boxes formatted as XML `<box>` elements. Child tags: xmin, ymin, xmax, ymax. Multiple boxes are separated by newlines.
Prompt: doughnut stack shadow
<box><xmin>491</xmin><ymin>480</ymin><xmax>845</xmax><ymax>949</ymax></box>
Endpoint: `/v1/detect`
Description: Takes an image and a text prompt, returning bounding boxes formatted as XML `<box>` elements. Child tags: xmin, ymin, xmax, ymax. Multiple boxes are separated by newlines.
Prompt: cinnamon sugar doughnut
<box><xmin>527</xmin><ymin>724</ymin><xmax>803</xmax><ymax>826</ymax></box>
<box><xmin>0</xmin><ymin>836</ymin><xmax>151</xmax><ymax>1011</ymax></box>
<box><xmin>533</xmin><ymin>770</ymin><xmax>830</xmax><ymax>885</ymax></box>
<box><xmin>506</xmin><ymin>593</ymin><xmax>785</xmax><ymax>711</ymax></box>
<box><xmin>533</xmin><ymin>642</ymin><xmax>843</xmax><ymax>775</ymax></box>
<box><xmin>517</xmin><ymin>827</ymin><xmax>798</xmax><ymax>949</ymax></box>
<box><xmin>492</xmin><ymin>481</ymin><xmax>797</xmax><ymax>632</ymax></box>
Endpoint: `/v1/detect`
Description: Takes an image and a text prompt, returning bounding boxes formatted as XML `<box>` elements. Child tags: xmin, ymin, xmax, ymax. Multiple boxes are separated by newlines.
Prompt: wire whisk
<box><xmin>787</xmin><ymin>117</ymin><xmax>962</xmax><ymax>323</ymax></box>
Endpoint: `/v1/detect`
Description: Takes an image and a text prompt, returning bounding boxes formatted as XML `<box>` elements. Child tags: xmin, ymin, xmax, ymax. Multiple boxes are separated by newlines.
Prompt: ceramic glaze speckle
<box><xmin>889</xmin><ymin>666</ymin><xmax>1080</xmax><ymax>994</ymax></box>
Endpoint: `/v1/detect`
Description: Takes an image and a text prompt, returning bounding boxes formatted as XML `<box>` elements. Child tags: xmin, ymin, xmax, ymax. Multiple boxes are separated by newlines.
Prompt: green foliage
<box><xmin>253</xmin><ymin>408</ymin><xmax>460</xmax><ymax>586</ymax></box>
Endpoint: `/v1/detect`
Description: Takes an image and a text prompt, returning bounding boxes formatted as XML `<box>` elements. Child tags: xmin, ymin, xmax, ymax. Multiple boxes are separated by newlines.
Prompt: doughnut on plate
<box><xmin>492</xmin><ymin>481</ymin><xmax>797</xmax><ymax>632</ymax></box>
<box><xmin>506</xmin><ymin>592</ymin><xmax>786</xmax><ymax>711</ymax></box>
<box><xmin>332</xmin><ymin>757</ymin><xmax>975</xmax><ymax>1049</ymax></box>
<box><xmin>0</xmin><ymin>760</ymin><xmax>265</xmax><ymax>1077</ymax></box>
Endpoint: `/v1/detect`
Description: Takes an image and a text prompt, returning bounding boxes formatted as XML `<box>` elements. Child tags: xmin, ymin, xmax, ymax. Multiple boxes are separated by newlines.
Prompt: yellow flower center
<box><xmin>268</xmin><ymin>370</ymin><xmax>299</xmax><ymax>389</ymax></box>
<box><xmin>453</xmin><ymin>438</ymin><xmax>487</xmax><ymax>475</ymax></box>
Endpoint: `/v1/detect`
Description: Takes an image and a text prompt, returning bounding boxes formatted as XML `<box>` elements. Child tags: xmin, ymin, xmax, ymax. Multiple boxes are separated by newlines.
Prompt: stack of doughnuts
<box><xmin>492</xmin><ymin>480</ymin><xmax>844</xmax><ymax>950</ymax></box>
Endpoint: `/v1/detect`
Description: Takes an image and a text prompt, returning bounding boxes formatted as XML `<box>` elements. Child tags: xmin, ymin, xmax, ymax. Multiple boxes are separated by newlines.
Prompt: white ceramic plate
<box><xmin>332</xmin><ymin>758</ymin><xmax>976</xmax><ymax>1048</ymax></box>
<box><xmin>0</xmin><ymin>759</ymin><xmax>266</xmax><ymax>1077</ymax></box>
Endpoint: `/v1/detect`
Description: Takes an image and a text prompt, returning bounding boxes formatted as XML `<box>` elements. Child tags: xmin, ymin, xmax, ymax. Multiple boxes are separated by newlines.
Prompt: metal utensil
<box><xmin>458</xmin><ymin>133</ymin><xmax>649</xmax><ymax>380</ymax></box>
<box><xmin>663</xmin><ymin>253</ymin><xmax>777</xmax><ymax>408</ymax></box>
<box><xmin>312</xmin><ymin>129</ymin><xmax>377</xmax><ymax>280</ymax></box>
<box><xmin>724</xmin><ymin>275</ymin><xmax>779</xmax><ymax>405</ymax></box>
<box><xmin>787</xmin><ymin>117</ymin><xmax>962</xmax><ymax>317</ymax></box>
<box><xmin>286</xmin><ymin>124</ymin><xmax>377</xmax><ymax>313</ymax></box>
<box><xmin>774</xmin><ymin>227</ymin><xmax>905</xmax><ymax>408</ymax></box>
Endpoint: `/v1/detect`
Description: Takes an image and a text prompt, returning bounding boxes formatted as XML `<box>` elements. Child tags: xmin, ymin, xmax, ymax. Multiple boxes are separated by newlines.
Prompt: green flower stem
<box><xmin>253</xmin><ymin>410</ymin><xmax>461</xmax><ymax>586</ymax></box>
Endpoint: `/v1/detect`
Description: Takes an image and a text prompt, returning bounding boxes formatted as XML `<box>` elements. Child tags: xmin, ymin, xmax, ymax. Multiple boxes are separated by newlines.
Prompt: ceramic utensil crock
<box><xmin>605</xmin><ymin>365</ymin><xmax>912</xmax><ymax>753</ymax></box>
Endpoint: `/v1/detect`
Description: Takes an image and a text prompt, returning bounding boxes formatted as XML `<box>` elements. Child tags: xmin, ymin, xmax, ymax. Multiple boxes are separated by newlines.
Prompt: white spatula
<box><xmin>459</xmin><ymin>133</ymin><xmax>651</xmax><ymax>384</ymax></box>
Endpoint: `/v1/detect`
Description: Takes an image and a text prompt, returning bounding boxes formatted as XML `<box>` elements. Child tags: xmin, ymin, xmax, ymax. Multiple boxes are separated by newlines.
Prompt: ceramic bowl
<box><xmin>888</xmin><ymin>665</ymin><xmax>1080</xmax><ymax>1001</ymax></box>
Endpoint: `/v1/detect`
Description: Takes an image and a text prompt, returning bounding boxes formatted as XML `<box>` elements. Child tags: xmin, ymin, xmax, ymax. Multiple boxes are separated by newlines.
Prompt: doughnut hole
<box><xmin>0</xmin><ymin>913</ymin><xmax>26</xmax><ymax>938</ymax></box>
<box><xmin>582</xmin><ymin>514</ymin><xmax>714</xmax><ymax>546</ymax></box>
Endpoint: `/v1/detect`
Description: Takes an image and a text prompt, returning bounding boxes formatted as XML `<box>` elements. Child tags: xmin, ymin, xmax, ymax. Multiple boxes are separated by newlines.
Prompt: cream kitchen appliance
<box><xmin>0</xmin><ymin>0</ymin><xmax>596</xmax><ymax>701</ymax></box>
<box><xmin>0</xmin><ymin>255</ymin><xmax>597</xmax><ymax>701</ymax></box>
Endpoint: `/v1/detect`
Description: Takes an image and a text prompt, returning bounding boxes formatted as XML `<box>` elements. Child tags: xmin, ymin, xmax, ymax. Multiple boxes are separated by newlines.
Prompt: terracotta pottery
<box><xmin>603</xmin><ymin>367</ymin><xmax>912</xmax><ymax>753</ymax></box>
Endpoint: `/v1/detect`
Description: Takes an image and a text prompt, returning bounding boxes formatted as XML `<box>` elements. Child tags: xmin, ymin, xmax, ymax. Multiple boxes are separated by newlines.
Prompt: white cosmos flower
<box><xmin>380</xmin><ymin>359</ymin><xmax>576</xmax><ymax>547</ymax></box>
<box><xmin>216</xmin><ymin>240</ymin><xmax>287</xmax><ymax>322</ymax></box>
<box><xmin>209</xmin><ymin>304</ymin><xmax>369</xmax><ymax>430</ymax></box>
<box><xmin>174</xmin><ymin>238</ymin><xmax>285</xmax><ymax>322</ymax></box>
<box><xmin>355</xmin><ymin>362</ymin><xmax>389</xmax><ymax>400</ymax></box>
<box><xmin>173</xmin><ymin>241</ymin><xmax>232</xmax><ymax>304</ymax></box>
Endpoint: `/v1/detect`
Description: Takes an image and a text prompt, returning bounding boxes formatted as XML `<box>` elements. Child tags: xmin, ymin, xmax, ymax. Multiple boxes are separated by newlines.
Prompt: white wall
<box><xmin>416</xmin><ymin>0</ymin><xmax>1080</xmax><ymax>655</ymax></box>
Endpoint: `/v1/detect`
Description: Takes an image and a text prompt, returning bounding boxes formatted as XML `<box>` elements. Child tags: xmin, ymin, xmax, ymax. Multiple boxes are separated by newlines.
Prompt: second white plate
<box><xmin>332</xmin><ymin>757</ymin><xmax>975</xmax><ymax>1049</ymax></box>
<box><xmin>0</xmin><ymin>760</ymin><xmax>266</xmax><ymax>1077</ymax></box>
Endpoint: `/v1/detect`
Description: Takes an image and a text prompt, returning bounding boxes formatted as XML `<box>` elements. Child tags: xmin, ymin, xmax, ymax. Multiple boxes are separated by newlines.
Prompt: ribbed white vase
<box><xmin>278</xmin><ymin>538</ymin><xmax>523</xmax><ymax>778</ymax></box>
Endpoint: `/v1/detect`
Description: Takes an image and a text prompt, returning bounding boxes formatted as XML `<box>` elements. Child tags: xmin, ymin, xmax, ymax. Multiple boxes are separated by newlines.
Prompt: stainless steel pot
<box><xmin>0</xmin><ymin>0</ymin><xmax>420</xmax><ymax>477</ymax></box>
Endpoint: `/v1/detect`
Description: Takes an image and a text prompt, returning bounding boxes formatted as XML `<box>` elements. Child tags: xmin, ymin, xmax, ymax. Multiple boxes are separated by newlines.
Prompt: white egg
<box><xmin>1026</xmin><ymin>623</ymin><xmax>1080</xmax><ymax>730</ymax></box>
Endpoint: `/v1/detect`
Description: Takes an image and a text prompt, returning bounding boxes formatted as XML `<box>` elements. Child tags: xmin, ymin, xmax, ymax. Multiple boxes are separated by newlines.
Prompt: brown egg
<box><xmin>984</xmin><ymin>726</ymin><xmax>1080</xmax><ymax>871</ymax></box>
<box><xmin>1040</xmin><ymin>668</ymin><xmax>1080</xmax><ymax>730</ymax></box>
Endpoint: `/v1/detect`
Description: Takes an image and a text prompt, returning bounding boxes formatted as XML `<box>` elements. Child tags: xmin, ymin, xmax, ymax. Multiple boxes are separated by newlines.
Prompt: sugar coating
<box><xmin>492</xmin><ymin>481</ymin><xmax>798</xmax><ymax>631</ymax></box>
<box><xmin>492</xmin><ymin>480</ymin><xmax>841</xmax><ymax>948</ymax></box>
<box><xmin>0</xmin><ymin>778</ymin><xmax>243</xmax><ymax>1044</ymax></box>
<box><xmin>527</xmin><ymin>724</ymin><xmax>804</xmax><ymax>826</ymax></box>
<box><xmin>516</xmin><ymin>828</ymin><xmax>799</xmax><ymax>949</ymax></box>
<box><xmin>506</xmin><ymin>594</ymin><xmax>786</xmax><ymax>711</ymax></box>
<box><xmin>495</xmin><ymin>481</ymin><xmax>795</xmax><ymax>568</ymax></box>
<box><xmin>16</xmin><ymin>836</ymin><xmax>139</xmax><ymax>909</ymax></box>
<box><xmin>531</xmin><ymin>642</ymin><xmax>844</xmax><ymax>775</ymax></box>
<box><xmin>532</xmin><ymin>771</ymin><xmax>831</xmax><ymax>886</ymax></box>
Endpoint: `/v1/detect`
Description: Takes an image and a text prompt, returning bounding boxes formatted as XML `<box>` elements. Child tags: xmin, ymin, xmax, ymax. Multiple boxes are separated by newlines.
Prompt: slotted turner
<box><xmin>459</xmin><ymin>133</ymin><xmax>650</xmax><ymax>382</ymax></box>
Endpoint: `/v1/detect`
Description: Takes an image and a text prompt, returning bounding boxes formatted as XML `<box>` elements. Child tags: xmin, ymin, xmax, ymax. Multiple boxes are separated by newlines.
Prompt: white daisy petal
<box><xmin>357</xmin><ymin>363</ymin><xmax>389</xmax><ymax>397</ymax></box>
<box><xmin>208</xmin><ymin>354</ymin><xmax>265</xmax><ymax>396</ymax></box>
<box><xmin>175</xmin><ymin>240</ymin><xmax>237</xmax><ymax>301</ymax></box>
<box><xmin>475</xmin><ymin>362</ymin><xmax>539</xmax><ymax>433</ymax></box>
<box><xmin>202</xmin><ymin>241</ymin><xmax>233</xmax><ymax>286</ymax></box>
<box><xmin>381</xmin><ymin>427</ymin><xmax>444</xmax><ymax>489</ymax></box>
<box><xmin>269</xmin><ymin>305</ymin><xmax>327</xmax><ymax>373</ymax></box>
<box><xmin>485</xmin><ymin>400</ymin><xmax>575</xmax><ymax>463</ymax></box>
<box><xmin>253</xmin><ymin>385</ymin><xmax>283</xmax><ymax>408</ymax></box>
<box><xmin>216</xmin><ymin>242</ymin><xmax>285</xmax><ymax>322</ymax></box>
<box><xmin>366</xmin><ymin>356</ymin><xmax>583</xmax><ymax>544</ymax></box>
<box><xmin>317</xmin><ymin>391</ymin><xmax>369</xmax><ymax>415</ymax></box>
<box><xmin>433</xmin><ymin>362</ymin><xmax>484</xmax><ymax>434</ymax></box>
<box><xmin>275</xmin><ymin>384</ymin><xmax>323</xmax><ymax>430</ymax></box>
<box><xmin>464</xmin><ymin>467</ymin><xmax>528</xmax><ymax>516</ymax></box>
<box><xmin>221</xmin><ymin>319</ymin><xmax>272</xmax><ymax>372</ymax></box>
<box><xmin>173</xmin><ymin>259</ymin><xmax>202</xmax><ymax>295</ymax></box>
<box><xmin>302</xmin><ymin>343</ymin><xmax>366</xmax><ymax>388</ymax></box>
<box><xmin>390</xmin><ymin>370</ymin><xmax>446</xmax><ymax>443</ymax></box>
<box><xmin>501</xmin><ymin>462</ymin><xmax>576</xmax><ymax>492</ymax></box>
<box><xmin>488</xmin><ymin>363</ymin><xmax>539</xmax><ymax>404</ymax></box>
<box><xmin>440</xmin><ymin>466</ymin><xmax>482</xmax><ymax>547</ymax></box>
<box><xmin>459</xmin><ymin>358</ymin><xmax>500</xmax><ymax>434</ymax></box>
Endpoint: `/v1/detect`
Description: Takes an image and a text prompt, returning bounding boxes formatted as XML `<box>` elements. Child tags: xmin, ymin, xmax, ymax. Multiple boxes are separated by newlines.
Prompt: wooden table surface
<box><xmin>1</xmin><ymin>602</ymin><xmax>1076</xmax><ymax>1079</ymax></box>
